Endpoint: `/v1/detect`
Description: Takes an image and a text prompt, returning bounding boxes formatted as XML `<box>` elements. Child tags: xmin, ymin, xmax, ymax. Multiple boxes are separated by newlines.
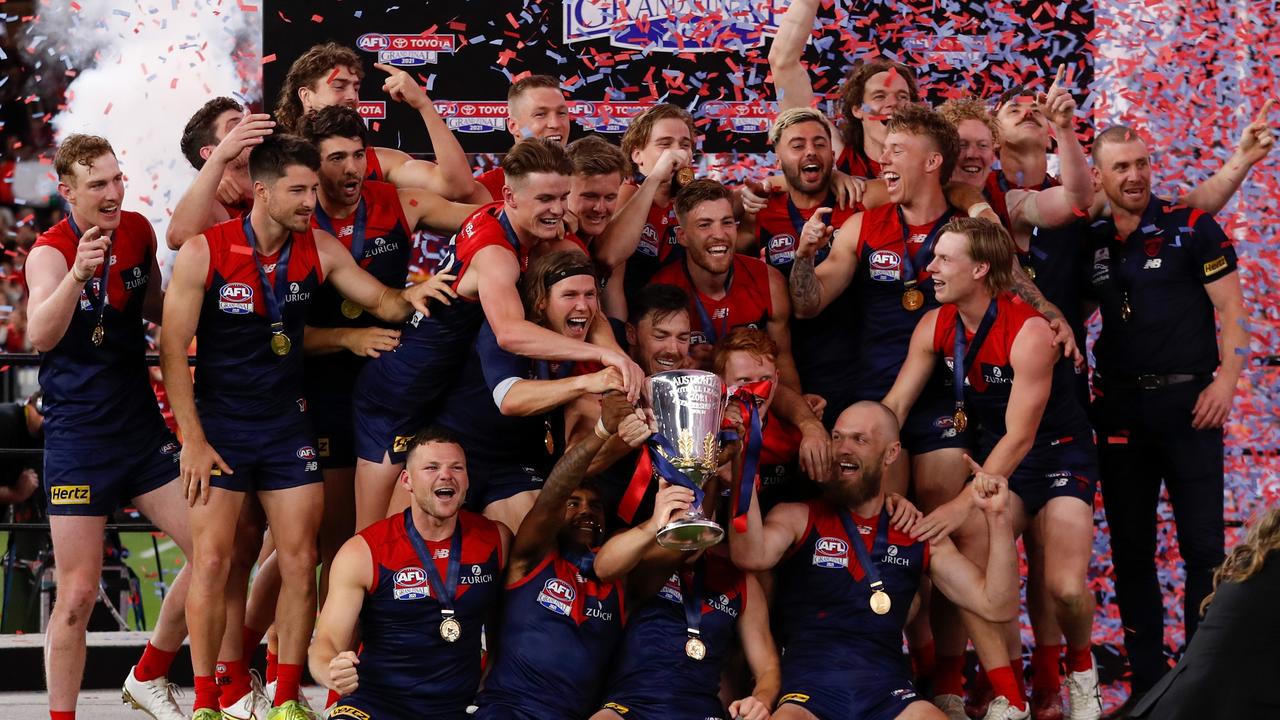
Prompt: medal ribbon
<box><xmin>67</xmin><ymin>213</ymin><xmax>112</xmax><ymax>330</ymax></box>
<box><xmin>242</xmin><ymin>216</ymin><xmax>293</xmax><ymax>341</ymax></box>
<box><xmin>836</xmin><ymin>507</ymin><xmax>890</xmax><ymax>596</ymax></box>
<box><xmin>618</xmin><ymin>427</ymin><xmax>738</xmax><ymax>524</ymax></box>
<box><xmin>727</xmin><ymin>379</ymin><xmax>771</xmax><ymax>534</ymax></box>
<box><xmin>952</xmin><ymin>298</ymin><xmax>999</xmax><ymax>421</ymax></box>
<box><xmin>313</xmin><ymin>197</ymin><xmax>368</xmax><ymax>263</ymax></box>
<box><xmin>683</xmin><ymin>260</ymin><xmax>734</xmax><ymax>346</ymax></box>
<box><xmin>496</xmin><ymin>210</ymin><xmax>529</xmax><ymax>272</ymax></box>
<box><xmin>678</xmin><ymin>560</ymin><xmax>707</xmax><ymax>640</ymax></box>
<box><xmin>402</xmin><ymin>509</ymin><xmax>463</xmax><ymax>618</ymax></box>
<box><xmin>896</xmin><ymin>207</ymin><xmax>954</xmax><ymax>291</ymax></box>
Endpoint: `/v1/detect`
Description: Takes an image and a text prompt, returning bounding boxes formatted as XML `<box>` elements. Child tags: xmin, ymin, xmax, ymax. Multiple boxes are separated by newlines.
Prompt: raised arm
<box><xmin>927</xmin><ymin>466</ymin><xmax>1018</xmax><ymax>622</ymax></box>
<box><xmin>167</xmin><ymin>113</ymin><xmax>272</xmax><ymax>250</ymax></box>
<box><xmin>374</xmin><ymin>63</ymin><xmax>479</xmax><ymax>201</ymax></box>
<box><xmin>309</xmin><ymin>535</ymin><xmax>373</xmax><ymax>695</ymax></box>
<box><xmin>767</xmin><ymin>0</ymin><xmax>819</xmax><ymax>113</ymax></box>
<box><xmin>727</xmin><ymin>482</ymin><xmax>809</xmax><ymax>571</ymax></box>
<box><xmin>790</xmin><ymin>209</ymin><xmax>860</xmax><ymax>318</ymax></box>
<box><xmin>592</xmin><ymin>483</ymin><xmax>694</xmax><ymax>583</ymax></box>
<box><xmin>1009</xmin><ymin>68</ymin><xmax>1093</xmax><ymax>231</ymax></box>
<box><xmin>593</xmin><ymin>150</ymin><xmax>687</xmax><ymax>267</ymax></box>
<box><xmin>507</xmin><ymin>394</ymin><xmax>643</xmax><ymax>583</ymax></box>
<box><xmin>1178</xmin><ymin>98</ymin><xmax>1275</xmax><ymax>214</ymax></box>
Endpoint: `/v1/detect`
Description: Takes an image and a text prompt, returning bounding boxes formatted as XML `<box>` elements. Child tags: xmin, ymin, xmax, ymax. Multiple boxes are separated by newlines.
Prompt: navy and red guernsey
<box><xmin>650</xmin><ymin>255</ymin><xmax>772</xmax><ymax>348</ymax></box>
<box><xmin>622</xmin><ymin>186</ymin><xmax>682</xmax><ymax>302</ymax></box>
<box><xmin>477</xmin><ymin>166</ymin><xmax>505</xmax><ymax>202</ymax></box>
<box><xmin>849</xmin><ymin>203</ymin><xmax>955</xmax><ymax>397</ymax></box>
<box><xmin>476</xmin><ymin>549</ymin><xmax>626</xmax><ymax>720</ymax></box>
<box><xmin>32</xmin><ymin>212</ymin><xmax>167</xmax><ymax>445</ymax></box>
<box><xmin>757</xmin><ymin>191</ymin><xmax>860</xmax><ymax>421</ymax></box>
<box><xmin>601</xmin><ymin>552</ymin><xmax>747</xmax><ymax>718</ymax></box>
<box><xmin>340</xmin><ymin>509</ymin><xmax>504</xmax><ymax>718</ymax></box>
<box><xmin>365</xmin><ymin>148</ymin><xmax>385</xmax><ymax>182</ymax></box>
<box><xmin>837</xmin><ymin>145</ymin><xmax>881</xmax><ymax>179</ymax></box>
<box><xmin>196</xmin><ymin>217</ymin><xmax>324</xmax><ymax>423</ymax></box>
<box><xmin>932</xmin><ymin>293</ymin><xmax>1091</xmax><ymax>453</ymax></box>
<box><xmin>776</xmin><ymin>502</ymin><xmax>928</xmax><ymax>657</ymax></box>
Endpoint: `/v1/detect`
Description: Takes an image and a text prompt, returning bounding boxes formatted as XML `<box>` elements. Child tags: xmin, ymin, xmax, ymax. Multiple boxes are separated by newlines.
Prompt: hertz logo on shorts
<box><xmin>327</xmin><ymin>707</ymin><xmax>371</xmax><ymax>720</ymax></box>
<box><xmin>780</xmin><ymin>692</ymin><xmax>811</xmax><ymax>704</ymax></box>
<box><xmin>50</xmin><ymin>485</ymin><xmax>91</xmax><ymax>505</ymax></box>
<box><xmin>393</xmin><ymin>435</ymin><xmax>413</xmax><ymax>453</ymax></box>
<box><xmin>603</xmin><ymin>702</ymin><xmax>630</xmax><ymax>715</ymax></box>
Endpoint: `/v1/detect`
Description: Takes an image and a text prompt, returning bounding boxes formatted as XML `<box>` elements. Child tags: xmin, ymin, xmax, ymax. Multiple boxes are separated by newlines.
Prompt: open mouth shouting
<box><xmin>883</xmin><ymin>171</ymin><xmax>902</xmax><ymax>194</ymax></box>
<box><xmin>564</xmin><ymin>315</ymin><xmax>590</xmax><ymax>338</ymax></box>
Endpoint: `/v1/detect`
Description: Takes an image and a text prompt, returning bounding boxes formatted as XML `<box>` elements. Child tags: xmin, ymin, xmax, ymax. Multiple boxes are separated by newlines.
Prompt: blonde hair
<box><xmin>54</xmin><ymin>134</ymin><xmax>115</xmax><ymax>184</ymax></box>
<box><xmin>1201</xmin><ymin>507</ymin><xmax>1280</xmax><ymax>615</ymax></box>
<box><xmin>941</xmin><ymin>217</ymin><xmax>1015</xmax><ymax>294</ymax></box>
<box><xmin>768</xmin><ymin>107</ymin><xmax>833</xmax><ymax>146</ymax></box>
<box><xmin>938</xmin><ymin>95</ymin><xmax>1000</xmax><ymax>144</ymax></box>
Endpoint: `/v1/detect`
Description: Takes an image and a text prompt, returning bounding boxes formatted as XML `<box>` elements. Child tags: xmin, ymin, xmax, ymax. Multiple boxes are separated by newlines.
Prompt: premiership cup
<box><xmin>646</xmin><ymin>370</ymin><xmax>726</xmax><ymax>550</ymax></box>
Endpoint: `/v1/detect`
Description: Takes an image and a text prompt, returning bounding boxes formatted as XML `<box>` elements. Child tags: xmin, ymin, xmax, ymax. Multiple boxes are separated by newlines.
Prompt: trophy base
<box><xmin>656</xmin><ymin>518</ymin><xmax>725</xmax><ymax>551</ymax></box>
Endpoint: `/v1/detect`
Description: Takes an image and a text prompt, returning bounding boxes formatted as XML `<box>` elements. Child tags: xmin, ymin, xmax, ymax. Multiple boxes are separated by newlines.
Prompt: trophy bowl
<box><xmin>646</xmin><ymin>370</ymin><xmax>726</xmax><ymax>551</ymax></box>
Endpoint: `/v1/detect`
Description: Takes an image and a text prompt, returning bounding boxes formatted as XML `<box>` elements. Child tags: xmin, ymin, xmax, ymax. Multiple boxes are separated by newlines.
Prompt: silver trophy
<box><xmin>646</xmin><ymin>370</ymin><xmax>726</xmax><ymax>550</ymax></box>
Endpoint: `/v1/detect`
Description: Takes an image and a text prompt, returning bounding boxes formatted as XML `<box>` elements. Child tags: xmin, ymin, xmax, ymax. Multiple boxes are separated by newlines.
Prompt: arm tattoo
<box><xmin>790</xmin><ymin>256</ymin><xmax>822</xmax><ymax>317</ymax></box>
<box><xmin>1010</xmin><ymin>266</ymin><xmax>1061</xmax><ymax>321</ymax></box>
<box><xmin>541</xmin><ymin>432</ymin><xmax>606</xmax><ymax>507</ymax></box>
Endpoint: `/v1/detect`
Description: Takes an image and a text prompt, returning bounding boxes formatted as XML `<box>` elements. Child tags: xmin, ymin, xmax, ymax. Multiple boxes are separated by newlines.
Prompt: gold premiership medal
<box><xmin>270</xmin><ymin>332</ymin><xmax>292</xmax><ymax>357</ymax></box>
<box><xmin>902</xmin><ymin>288</ymin><xmax>924</xmax><ymax>311</ymax></box>
<box><xmin>340</xmin><ymin>298</ymin><xmax>363</xmax><ymax>319</ymax></box>
<box><xmin>685</xmin><ymin>635</ymin><xmax>707</xmax><ymax>660</ymax></box>
<box><xmin>676</xmin><ymin>167</ymin><xmax>695</xmax><ymax>185</ymax></box>
<box><xmin>1025</xmin><ymin>265</ymin><xmax>1037</xmax><ymax>281</ymax></box>
<box><xmin>1120</xmin><ymin>298</ymin><xmax>1132</xmax><ymax>322</ymax></box>
<box><xmin>544</xmin><ymin>419</ymin><xmax>555</xmax><ymax>454</ymax></box>
<box><xmin>439</xmin><ymin>616</ymin><xmax>462</xmax><ymax>643</ymax></box>
<box><xmin>952</xmin><ymin>408</ymin><xmax>968</xmax><ymax>433</ymax></box>
<box><xmin>870</xmin><ymin>589</ymin><xmax>892</xmax><ymax>615</ymax></box>
<box><xmin>91</xmin><ymin>324</ymin><xmax>105</xmax><ymax>347</ymax></box>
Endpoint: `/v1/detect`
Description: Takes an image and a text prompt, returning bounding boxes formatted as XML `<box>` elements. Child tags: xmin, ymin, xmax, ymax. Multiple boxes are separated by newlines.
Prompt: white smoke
<box><xmin>25</xmin><ymin>1</ymin><xmax>261</xmax><ymax>272</ymax></box>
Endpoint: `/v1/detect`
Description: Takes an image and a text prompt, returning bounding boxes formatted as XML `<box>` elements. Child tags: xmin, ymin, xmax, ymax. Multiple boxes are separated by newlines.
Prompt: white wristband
<box><xmin>594</xmin><ymin>418</ymin><xmax>613</xmax><ymax>440</ymax></box>
<box><xmin>967</xmin><ymin>202</ymin><xmax>994</xmax><ymax>219</ymax></box>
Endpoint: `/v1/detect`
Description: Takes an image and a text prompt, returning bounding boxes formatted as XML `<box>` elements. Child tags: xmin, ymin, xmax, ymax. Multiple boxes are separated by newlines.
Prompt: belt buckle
<box><xmin>1137</xmin><ymin>374</ymin><xmax>1163</xmax><ymax>390</ymax></box>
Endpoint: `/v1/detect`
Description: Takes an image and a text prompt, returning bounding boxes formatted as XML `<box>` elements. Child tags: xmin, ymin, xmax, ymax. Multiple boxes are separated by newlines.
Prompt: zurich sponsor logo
<box><xmin>869</xmin><ymin>249</ymin><xmax>902</xmax><ymax>282</ymax></box>
<box><xmin>812</xmin><ymin>536</ymin><xmax>849</xmax><ymax>568</ymax></box>
<box><xmin>392</xmin><ymin>566</ymin><xmax>429</xmax><ymax>600</ymax></box>
<box><xmin>296</xmin><ymin>446</ymin><xmax>317</xmax><ymax>461</ymax></box>
<box><xmin>883</xmin><ymin>545</ymin><xmax>911</xmax><ymax>566</ymax></box>
<box><xmin>537</xmin><ymin>578</ymin><xmax>576</xmax><ymax>616</ymax></box>
<box><xmin>218</xmin><ymin>282</ymin><xmax>254</xmax><ymax>314</ymax></box>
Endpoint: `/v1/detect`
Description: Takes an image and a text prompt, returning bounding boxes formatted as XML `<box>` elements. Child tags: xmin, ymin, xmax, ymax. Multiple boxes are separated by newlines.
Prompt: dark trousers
<box><xmin>1093</xmin><ymin>379</ymin><xmax>1225</xmax><ymax>693</ymax></box>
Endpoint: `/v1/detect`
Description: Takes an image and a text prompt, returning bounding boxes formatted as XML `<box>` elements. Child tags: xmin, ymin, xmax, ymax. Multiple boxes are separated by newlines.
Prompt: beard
<box><xmin>821</xmin><ymin>458</ymin><xmax>884</xmax><ymax>508</ymax></box>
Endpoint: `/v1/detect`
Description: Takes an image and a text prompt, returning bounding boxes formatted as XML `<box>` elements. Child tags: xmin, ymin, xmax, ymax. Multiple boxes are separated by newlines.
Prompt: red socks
<box><xmin>1031</xmin><ymin>644</ymin><xmax>1063</xmax><ymax>694</ymax></box>
<box><xmin>934</xmin><ymin>654</ymin><xmax>966</xmax><ymax>697</ymax></box>
<box><xmin>910</xmin><ymin>640</ymin><xmax>936</xmax><ymax>682</ymax></box>
<box><xmin>216</xmin><ymin>659</ymin><xmax>252</xmax><ymax>708</ymax></box>
<box><xmin>274</xmin><ymin>663</ymin><xmax>302</xmax><ymax>706</ymax></box>
<box><xmin>326</xmin><ymin>688</ymin><xmax>342</xmax><ymax>708</ymax></box>
<box><xmin>194</xmin><ymin>675</ymin><xmax>220</xmax><ymax>712</ymax></box>
<box><xmin>133</xmin><ymin>641</ymin><xmax>178</xmax><ymax>683</ymax></box>
<box><xmin>1065</xmin><ymin>644</ymin><xmax>1093</xmax><ymax>674</ymax></box>
<box><xmin>987</xmin><ymin>666</ymin><xmax>1027</xmax><ymax>710</ymax></box>
<box><xmin>266</xmin><ymin>649</ymin><xmax>280</xmax><ymax>684</ymax></box>
<box><xmin>50</xmin><ymin>712</ymin><xmax>75</xmax><ymax>720</ymax></box>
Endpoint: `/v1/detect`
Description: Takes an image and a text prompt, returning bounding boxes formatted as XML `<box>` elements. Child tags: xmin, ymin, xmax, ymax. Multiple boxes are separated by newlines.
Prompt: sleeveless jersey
<box><xmin>354</xmin><ymin>510</ymin><xmax>503</xmax><ymax>712</ymax></box>
<box><xmin>366</xmin><ymin>148</ymin><xmax>385</xmax><ymax>182</ymax></box>
<box><xmin>650</xmin><ymin>254</ymin><xmax>772</xmax><ymax>347</ymax></box>
<box><xmin>776</xmin><ymin>502</ymin><xmax>927</xmax><ymax>660</ymax></box>
<box><xmin>32</xmin><ymin>213</ymin><xmax>167</xmax><ymax>444</ymax></box>
<box><xmin>477</xmin><ymin>167</ymin><xmax>505</xmax><ymax>202</ymax></box>
<box><xmin>622</xmin><ymin>187</ymin><xmax>682</xmax><ymax>302</ymax></box>
<box><xmin>306</xmin><ymin>181</ymin><xmax>414</xmax><ymax>383</ymax></box>
<box><xmin>478</xmin><ymin>549</ymin><xmax>626</xmax><ymax>718</ymax></box>
<box><xmin>849</xmin><ymin>203</ymin><xmax>953</xmax><ymax>397</ymax></box>
<box><xmin>196</xmin><ymin>217</ymin><xmax>324</xmax><ymax>422</ymax></box>
<box><xmin>836</xmin><ymin>145</ymin><xmax>881</xmax><ymax>179</ymax></box>
<box><xmin>932</xmin><ymin>293</ymin><xmax>1091</xmax><ymax>451</ymax></box>
<box><xmin>757</xmin><ymin>191</ymin><xmax>860</xmax><ymax>409</ymax></box>
<box><xmin>604</xmin><ymin>552</ymin><xmax>746</xmax><ymax>712</ymax></box>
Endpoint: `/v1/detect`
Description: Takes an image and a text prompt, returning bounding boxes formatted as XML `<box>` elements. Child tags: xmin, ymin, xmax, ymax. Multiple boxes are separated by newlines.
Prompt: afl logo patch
<box><xmin>869</xmin><ymin>250</ymin><xmax>902</xmax><ymax>282</ymax></box>
<box><xmin>767</xmin><ymin>234</ymin><xmax>797</xmax><ymax>264</ymax></box>
<box><xmin>812</xmin><ymin>536</ymin><xmax>849</xmax><ymax>568</ymax></box>
<box><xmin>393</xmin><ymin>567</ymin><xmax>429</xmax><ymax>600</ymax></box>
<box><xmin>537</xmin><ymin>578</ymin><xmax>576</xmax><ymax>616</ymax></box>
<box><xmin>637</xmin><ymin>224</ymin><xmax>659</xmax><ymax>257</ymax></box>
<box><xmin>218</xmin><ymin>282</ymin><xmax>254</xmax><ymax>314</ymax></box>
<box><xmin>296</xmin><ymin>446</ymin><xmax>317</xmax><ymax>460</ymax></box>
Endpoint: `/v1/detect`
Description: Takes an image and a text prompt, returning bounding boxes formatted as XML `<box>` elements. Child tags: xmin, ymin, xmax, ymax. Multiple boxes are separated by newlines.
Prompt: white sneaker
<box><xmin>220</xmin><ymin>673</ymin><xmax>271</xmax><ymax>720</ymax></box>
<box><xmin>983</xmin><ymin>696</ymin><xmax>1031</xmax><ymax>720</ymax></box>
<box><xmin>934</xmin><ymin>693</ymin><xmax>968</xmax><ymax>720</ymax></box>
<box><xmin>262</xmin><ymin>679</ymin><xmax>315</xmax><ymax>713</ymax></box>
<box><xmin>1066</xmin><ymin>656</ymin><xmax>1103</xmax><ymax>720</ymax></box>
<box><xmin>121</xmin><ymin>666</ymin><xmax>185</xmax><ymax>720</ymax></box>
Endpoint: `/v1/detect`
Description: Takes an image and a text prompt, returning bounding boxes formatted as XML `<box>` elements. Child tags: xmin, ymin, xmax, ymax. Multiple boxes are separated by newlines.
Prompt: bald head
<box><xmin>835</xmin><ymin>401</ymin><xmax>901</xmax><ymax>443</ymax></box>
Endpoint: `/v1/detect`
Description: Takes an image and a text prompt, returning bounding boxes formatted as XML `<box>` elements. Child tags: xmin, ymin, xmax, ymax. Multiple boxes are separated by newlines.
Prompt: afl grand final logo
<box><xmin>563</xmin><ymin>0</ymin><xmax>787</xmax><ymax>52</ymax></box>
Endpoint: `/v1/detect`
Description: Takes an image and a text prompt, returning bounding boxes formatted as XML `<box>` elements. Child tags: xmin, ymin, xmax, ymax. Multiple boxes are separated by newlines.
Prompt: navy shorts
<box><xmin>900</xmin><ymin>391</ymin><xmax>972</xmax><ymax>456</ymax></box>
<box><xmin>472</xmin><ymin>703</ymin><xmax>540</xmax><ymax>720</ymax></box>
<box><xmin>464</xmin><ymin>457</ymin><xmax>546</xmax><ymax>511</ymax></box>
<box><xmin>599</xmin><ymin>696</ymin><xmax>725</xmax><ymax>719</ymax></box>
<box><xmin>1004</xmin><ymin>435</ymin><xmax>1099</xmax><ymax>516</ymax></box>
<box><xmin>309</xmin><ymin>381</ymin><xmax>356</xmax><ymax>470</ymax></box>
<box><xmin>330</xmin><ymin>693</ymin><xmax>468</xmax><ymax>720</ymax></box>
<box><xmin>44</xmin><ymin>427</ymin><xmax>180</xmax><ymax>516</ymax></box>
<box><xmin>351</xmin><ymin>303</ymin><xmax>483</xmax><ymax>464</ymax></box>
<box><xmin>779</xmin><ymin>655</ymin><xmax>920</xmax><ymax>720</ymax></box>
<box><xmin>203</xmin><ymin>418</ymin><xmax>321</xmax><ymax>493</ymax></box>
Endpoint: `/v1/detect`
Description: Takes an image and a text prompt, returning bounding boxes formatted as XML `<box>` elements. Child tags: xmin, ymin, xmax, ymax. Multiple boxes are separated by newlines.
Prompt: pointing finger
<box><xmin>963</xmin><ymin>453</ymin><xmax>984</xmax><ymax>475</ymax></box>
<box><xmin>1053</xmin><ymin>64</ymin><xmax>1066</xmax><ymax>88</ymax></box>
<box><xmin>373</xmin><ymin>62</ymin><xmax>400</xmax><ymax>75</ymax></box>
<box><xmin>1255</xmin><ymin>98</ymin><xmax>1275</xmax><ymax>124</ymax></box>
